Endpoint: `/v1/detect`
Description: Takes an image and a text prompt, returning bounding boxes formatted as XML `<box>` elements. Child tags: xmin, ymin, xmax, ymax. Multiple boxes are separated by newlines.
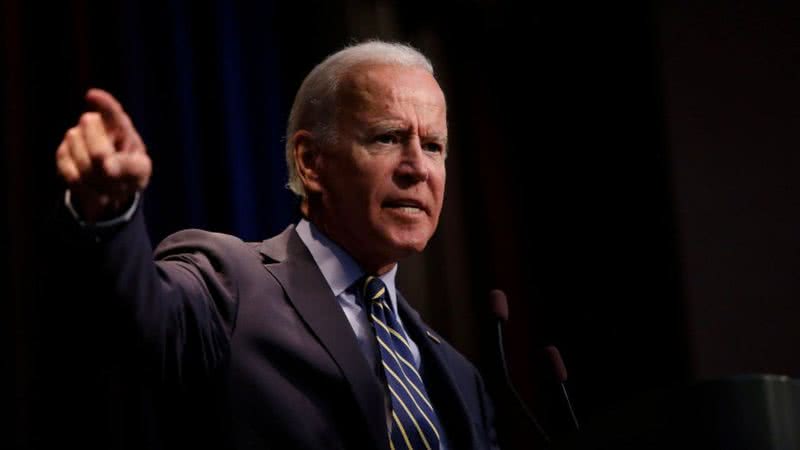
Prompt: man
<box><xmin>56</xmin><ymin>41</ymin><xmax>499</xmax><ymax>449</ymax></box>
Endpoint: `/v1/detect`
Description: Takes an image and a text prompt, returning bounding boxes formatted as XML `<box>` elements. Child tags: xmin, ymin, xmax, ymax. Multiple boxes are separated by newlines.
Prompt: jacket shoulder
<box><xmin>155</xmin><ymin>229</ymin><xmax>262</xmax><ymax>263</ymax></box>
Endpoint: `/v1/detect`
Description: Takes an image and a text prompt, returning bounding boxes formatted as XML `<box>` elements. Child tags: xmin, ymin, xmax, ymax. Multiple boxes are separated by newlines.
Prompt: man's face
<box><xmin>314</xmin><ymin>63</ymin><xmax>447</xmax><ymax>274</ymax></box>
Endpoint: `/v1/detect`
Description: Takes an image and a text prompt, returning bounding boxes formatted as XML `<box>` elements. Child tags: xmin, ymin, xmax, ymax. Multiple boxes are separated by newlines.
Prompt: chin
<box><xmin>363</xmin><ymin>229</ymin><xmax>432</xmax><ymax>273</ymax></box>
<box><xmin>382</xmin><ymin>229</ymin><xmax>433</xmax><ymax>256</ymax></box>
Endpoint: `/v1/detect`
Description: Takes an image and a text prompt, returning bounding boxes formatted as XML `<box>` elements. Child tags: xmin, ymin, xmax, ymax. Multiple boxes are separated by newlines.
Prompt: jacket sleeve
<box><xmin>76</xmin><ymin>202</ymin><xmax>251</xmax><ymax>384</ymax></box>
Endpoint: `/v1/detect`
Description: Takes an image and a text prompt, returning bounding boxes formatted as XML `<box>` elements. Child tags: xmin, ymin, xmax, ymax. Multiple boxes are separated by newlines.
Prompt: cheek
<box><xmin>327</xmin><ymin>160</ymin><xmax>378</xmax><ymax>204</ymax></box>
<box><xmin>432</xmin><ymin>169</ymin><xmax>446</xmax><ymax>203</ymax></box>
<box><xmin>364</xmin><ymin>170</ymin><xmax>394</xmax><ymax>203</ymax></box>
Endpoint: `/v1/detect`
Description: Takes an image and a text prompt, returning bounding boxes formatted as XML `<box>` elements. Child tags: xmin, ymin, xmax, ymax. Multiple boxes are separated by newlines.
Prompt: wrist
<box><xmin>65</xmin><ymin>189</ymin><xmax>141</xmax><ymax>227</ymax></box>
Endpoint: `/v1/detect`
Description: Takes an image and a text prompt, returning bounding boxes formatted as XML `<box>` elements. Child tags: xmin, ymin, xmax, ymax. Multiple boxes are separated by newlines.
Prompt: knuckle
<box><xmin>88</xmin><ymin>147</ymin><xmax>106</xmax><ymax>161</ymax></box>
<box><xmin>56</xmin><ymin>155</ymin><xmax>72</xmax><ymax>170</ymax></box>
<box><xmin>64</xmin><ymin>171</ymin><xmax>80</xmax><ymax>184</ymax></box>
<box><xmin>56</xmin><ymin>161</ymin><xmax>75</xmax><ymax>181</ymax></box>
<box><xmin>80</xmin><ymin>112</ymin><xmax>98</xmax><ymax>126</ymax></box>
<box><xmin>88</xmin><ymin>138</ymin><xmax>107</xmax><ymax>153</ymax></box>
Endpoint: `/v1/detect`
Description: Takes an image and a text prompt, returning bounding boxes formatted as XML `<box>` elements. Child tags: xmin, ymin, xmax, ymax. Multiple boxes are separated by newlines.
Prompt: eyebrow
<box><xmin>424</xmin><ymin>132</ymin><xmax>448</xmax><ymax>143</ymax></box>
<box><xmin>366</xmin><ymin>121</ymin><xmax>448</xmax><ymax>140</ymax></box>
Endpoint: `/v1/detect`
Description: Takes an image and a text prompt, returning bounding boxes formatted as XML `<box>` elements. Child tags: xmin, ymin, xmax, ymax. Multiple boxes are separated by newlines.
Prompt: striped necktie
<box><xmin>362</xmin><ymin>276</ymin><xmax>442</xmax><ymax>450</ymax></box>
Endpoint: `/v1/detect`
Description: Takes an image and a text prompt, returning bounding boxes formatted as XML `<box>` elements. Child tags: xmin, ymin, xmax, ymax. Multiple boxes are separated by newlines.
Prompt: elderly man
<box><xmin>56</xmin><ymin>41</ymin><xmax>499</xmax><ymax>450</ymax></box>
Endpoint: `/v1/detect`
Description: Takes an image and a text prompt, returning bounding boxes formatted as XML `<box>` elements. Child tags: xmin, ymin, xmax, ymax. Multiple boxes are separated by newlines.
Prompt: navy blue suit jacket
<box><xmin>86</xmin><ymin>205</ymin><xmax>498</xmax><ymax>449</ymax></box>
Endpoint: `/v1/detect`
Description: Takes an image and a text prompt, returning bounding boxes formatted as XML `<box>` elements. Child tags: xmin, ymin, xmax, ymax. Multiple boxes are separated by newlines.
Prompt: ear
<box><xmin>292</xmin><ymin>130</ymin><xmax>324</xmax><ymax>195</ymax></box>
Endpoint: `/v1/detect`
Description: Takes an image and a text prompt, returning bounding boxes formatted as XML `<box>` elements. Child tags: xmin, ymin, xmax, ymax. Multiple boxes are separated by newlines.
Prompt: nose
<box><xmin>395</xmin><ymin>138</ymin><xmax>429</xmax><ymax>186</ymax></box>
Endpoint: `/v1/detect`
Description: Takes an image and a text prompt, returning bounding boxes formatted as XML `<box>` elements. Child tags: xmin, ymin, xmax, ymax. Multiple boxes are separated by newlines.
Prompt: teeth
<box><xmin>394</xmin><ymin>206</ymin><xmax>423</xmax><ymax>213</ymax></box>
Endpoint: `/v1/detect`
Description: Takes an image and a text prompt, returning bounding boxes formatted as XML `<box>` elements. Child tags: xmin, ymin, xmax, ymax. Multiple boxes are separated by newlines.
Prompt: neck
<box><xmin>368</xmin><ymin>262</ymin><xmax>397</xmax><ymax>276</ymax></box>
<box><xmin>305</xmin><ymin>203</ymin><xmax>397</xmax><ymax>276</ymax></box>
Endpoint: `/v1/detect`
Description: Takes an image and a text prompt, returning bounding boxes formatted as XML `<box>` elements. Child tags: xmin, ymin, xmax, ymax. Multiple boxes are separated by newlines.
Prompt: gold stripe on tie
<box><xmin>388</xmin><ymin>385</ymin><xmax>433</xmax><ymax>450</ymax></box>
<box><xmin>370</xmin><ymin>308</ymin><xmax>414</xmax><ymax>351</ymax></box>
<box><xmin>383</xmin><ymin>361</ymin><xmax>434</xmax><ymax>410</ymax></box>
<box><xmin>392</xmin><ymin>411</ymin><xmax>414</xmax><ymax>450</ymax></box>
<box><xmin>377</xmin><ymin>338</ymin><xmax>439</xmax><ymax>429</ymax></box>
<box><xmin>362</xmin><ymin>276</ymin><xmax>377</xmax><ymax>299</ymax></box>
<box><xmin>383</xmin><ymin>363</ymin><xmax>438</xmax><ymax>437</ymax></box>
<box><xmin>372</xmin><ymin>286</ymin><xmax>386</xmax><ymax>300</ymax></box>
<box><xmin>389</xmin><ymin>383</ymin><xmax>441</xmax><ymax>442</ymax></box>
<box><xmin>376</xmin><ymin>336</ymin><xmax>424</xmax><ymax>383</ymax></box>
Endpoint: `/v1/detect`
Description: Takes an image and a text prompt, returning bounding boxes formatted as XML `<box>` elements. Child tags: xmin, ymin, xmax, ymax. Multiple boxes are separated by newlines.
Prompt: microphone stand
<box><xmin>496</xmin><ymin>318</ymin><xmax>551</xmax><ymax>447</ymax></box>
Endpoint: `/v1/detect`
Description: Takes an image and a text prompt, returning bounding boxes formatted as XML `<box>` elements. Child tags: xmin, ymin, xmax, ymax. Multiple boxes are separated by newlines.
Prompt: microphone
<box><xmin>489</xmin><ymin>289</ymin><xmax>551</xmax><ymax>445</ymax></box>
<box><xmin>543</xmin><ymin>345</ymin><xmax>580</xmax><ymax>432</ymax></box>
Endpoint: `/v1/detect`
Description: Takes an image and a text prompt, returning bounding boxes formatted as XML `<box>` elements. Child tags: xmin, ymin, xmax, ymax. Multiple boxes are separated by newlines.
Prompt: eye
<box><xmin>423</xmin><ymin>142</ymin><xmax>444</xmax><ymax>153</ymax></box>
<box><xmin>375</xmin><ymin>133</ymin><xmax>399</xmax><ymax>145</ymax></box>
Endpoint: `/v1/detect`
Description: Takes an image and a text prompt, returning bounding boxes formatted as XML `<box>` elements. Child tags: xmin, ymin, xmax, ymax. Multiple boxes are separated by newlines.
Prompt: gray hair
<box><xmin>285</xmin><ymin>40</ymin><xmax>435</xmax><ymax>197</ymax></box>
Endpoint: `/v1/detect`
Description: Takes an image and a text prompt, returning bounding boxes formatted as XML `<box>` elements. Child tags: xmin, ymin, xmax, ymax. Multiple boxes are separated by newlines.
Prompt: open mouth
<box><xmin>383</xmin><ymin>199</ymin><xmax>427</xmax><ymax>215</ymax></box>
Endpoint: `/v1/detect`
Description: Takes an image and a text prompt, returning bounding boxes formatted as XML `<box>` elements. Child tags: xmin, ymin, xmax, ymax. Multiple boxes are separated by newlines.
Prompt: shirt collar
<box><xmin>295</xmin><ymin>219</ymin><xmax>399</xmax><ymax>309</ymax></box>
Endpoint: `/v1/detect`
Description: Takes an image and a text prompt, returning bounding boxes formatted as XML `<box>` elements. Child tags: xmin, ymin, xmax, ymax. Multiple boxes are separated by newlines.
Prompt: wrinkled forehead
<box><xmin>335</xmin><ymin>63</ymin><xmax>447</xmax><ymax>116</ymax></box>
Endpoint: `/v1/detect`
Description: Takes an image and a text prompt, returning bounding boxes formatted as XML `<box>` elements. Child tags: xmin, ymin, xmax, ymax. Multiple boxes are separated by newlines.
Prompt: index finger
<box><xmin>85</xmin><ymin>88</ymin><xmax>135</xmax><ymax>135</ymax></box>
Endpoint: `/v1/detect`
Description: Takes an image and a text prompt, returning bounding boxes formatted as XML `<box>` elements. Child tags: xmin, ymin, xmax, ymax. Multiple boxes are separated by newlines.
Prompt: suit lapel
<box><xmin>397</xmin><ymin>293</ymin><xmax>480</xmax><ymax>450</ymax></box>
<box><xmin>258</xmin><ymin>227</ymin><xmax>389</xmax><ymax>450</ymax></box>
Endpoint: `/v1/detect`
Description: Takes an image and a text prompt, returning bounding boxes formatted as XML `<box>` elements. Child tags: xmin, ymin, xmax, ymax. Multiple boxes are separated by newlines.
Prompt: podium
<box><xmin>559</xmin><ymin>374</ymin><xmax>800</xmax><ymax>450</ymax></box>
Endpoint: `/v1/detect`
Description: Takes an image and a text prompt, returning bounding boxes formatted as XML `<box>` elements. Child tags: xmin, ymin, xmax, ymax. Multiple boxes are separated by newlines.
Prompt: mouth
<box><xmin>382</xmin><ymin>198</ymin><xmax>428</xmax><ymax>216</ymax></box>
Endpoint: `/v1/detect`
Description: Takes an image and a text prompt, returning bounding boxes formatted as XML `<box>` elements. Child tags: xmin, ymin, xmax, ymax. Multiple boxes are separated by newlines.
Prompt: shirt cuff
<box><xmin>64</xmin><ymin>190</ymin><xmax>141</xmax><ymax>229</ymax></box>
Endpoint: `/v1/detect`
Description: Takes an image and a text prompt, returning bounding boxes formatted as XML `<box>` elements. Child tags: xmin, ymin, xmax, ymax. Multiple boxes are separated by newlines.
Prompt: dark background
<box><xmin>2</xmin><ymin>0</ymin><xmax>799</xmax><ymax>448</ymax></box>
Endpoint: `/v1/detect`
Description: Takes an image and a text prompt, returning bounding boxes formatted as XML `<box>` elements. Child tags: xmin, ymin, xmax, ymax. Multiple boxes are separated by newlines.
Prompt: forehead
<box><xmin>336</xmin><ymin>63</ymin><xmax>447</xmax><ymax>122</ymax></box>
